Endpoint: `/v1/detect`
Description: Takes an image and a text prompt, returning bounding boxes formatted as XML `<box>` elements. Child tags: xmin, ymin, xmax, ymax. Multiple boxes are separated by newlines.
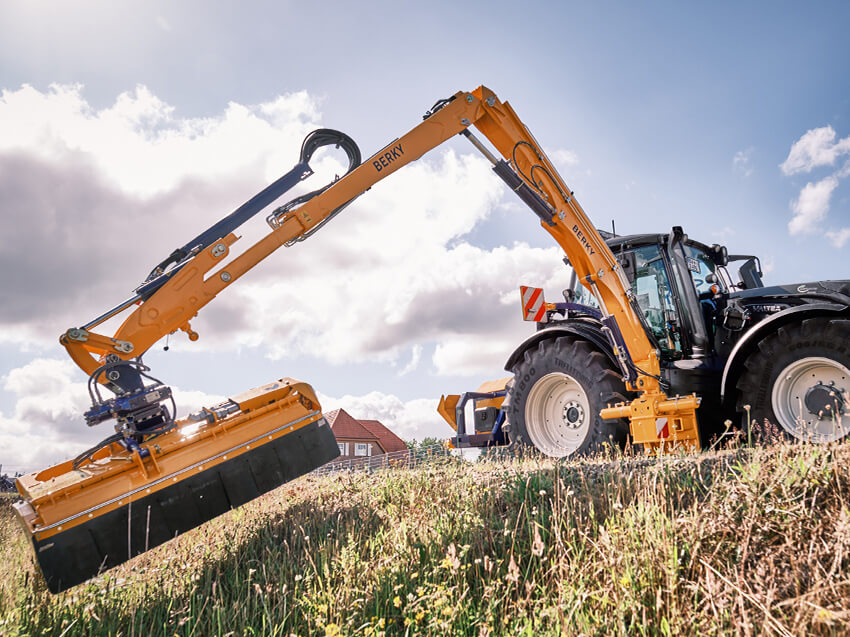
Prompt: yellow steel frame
<box><xmin>16</xmin><ymin>378</ymin><xmax>323</xmax><ymax>540</ymax></box>
<box><xmin>60</xmin><ymin>86</ymin><xmax>699</xmax><ymax>451</ymax></box>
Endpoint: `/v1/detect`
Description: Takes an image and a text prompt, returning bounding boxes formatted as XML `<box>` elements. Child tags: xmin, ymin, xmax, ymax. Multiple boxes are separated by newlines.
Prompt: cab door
<box><xmin>630</xmin><ymin>244</ymin><xmax>685</xmax><ymax>359</ymax></box>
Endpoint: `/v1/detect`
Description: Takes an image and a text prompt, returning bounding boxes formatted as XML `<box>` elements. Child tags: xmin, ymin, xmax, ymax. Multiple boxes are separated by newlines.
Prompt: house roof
<box><xmin>324</xmin><ymin>409</ymin><xmax>408</xmax><ymax>453</ymax></box>
<box><xmin>358</xmin><ymin>420</ymin><xmax>408</xmax><ymax>453</ymax></box>
<box><xmin>324</xmin><ymin>409</ymin><xmax>379</xmax><ymax>441</ymax></box>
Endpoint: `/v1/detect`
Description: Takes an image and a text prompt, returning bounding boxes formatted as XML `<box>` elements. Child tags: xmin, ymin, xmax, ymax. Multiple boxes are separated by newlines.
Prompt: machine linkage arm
<box><xmin>62</xmin><ymin>85</ymin><xmax>700</xmax><ymax>449</ymax></box>
<box><xmin>63</xmin><ymin>87</ymin><xmax>642</xmax><ymax>377</ymax></box>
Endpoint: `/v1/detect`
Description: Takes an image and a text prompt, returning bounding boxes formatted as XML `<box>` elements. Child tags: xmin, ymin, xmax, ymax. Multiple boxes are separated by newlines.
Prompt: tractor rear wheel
<box><xmin>504</xmin><ymin>336</ymin><xmax>629</xmax><ymax>457</ymax></box>
<box><xmin>737</xmin><ymin>318</ymin><xmax>850</xmax><ymax>442</ymax></box>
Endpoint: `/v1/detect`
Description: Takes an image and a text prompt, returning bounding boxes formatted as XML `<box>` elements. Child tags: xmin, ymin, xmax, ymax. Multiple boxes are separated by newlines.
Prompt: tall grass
<box><xmin>1</xmin><ymin>442</ymin><xmax>849</xmax><ymax>635</ymax></box>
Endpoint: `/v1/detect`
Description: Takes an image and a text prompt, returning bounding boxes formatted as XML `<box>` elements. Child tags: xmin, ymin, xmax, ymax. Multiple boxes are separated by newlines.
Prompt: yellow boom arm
<box><xmin>62</xmin><ymin>86</ymin><xmax>699</xmax><ymax>449</ymax></box>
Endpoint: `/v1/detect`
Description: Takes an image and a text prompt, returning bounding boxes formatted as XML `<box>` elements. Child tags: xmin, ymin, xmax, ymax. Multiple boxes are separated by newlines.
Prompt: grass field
<box><xmin>1</xmin><ymin>440</ymin><xmax>849</xmax><ymax>636</ymax></box>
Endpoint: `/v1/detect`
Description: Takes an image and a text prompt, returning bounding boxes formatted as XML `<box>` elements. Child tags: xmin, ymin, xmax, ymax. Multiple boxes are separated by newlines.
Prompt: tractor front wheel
<box><xmin>504</xmin><ymin>336</ymin><xmax>629</xmax><ymax>457</ymax></box>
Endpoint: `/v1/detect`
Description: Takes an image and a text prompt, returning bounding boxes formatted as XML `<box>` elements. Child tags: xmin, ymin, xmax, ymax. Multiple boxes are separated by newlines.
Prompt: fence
<box><xmin>311</xmin><ymin>442</ymin><xmax>471</xmax><ymax>476</ymax></box>
<box><xmin>0</xmin><ymin>443</ymin><xmax>482</xmax><ymax>487</ymax></box>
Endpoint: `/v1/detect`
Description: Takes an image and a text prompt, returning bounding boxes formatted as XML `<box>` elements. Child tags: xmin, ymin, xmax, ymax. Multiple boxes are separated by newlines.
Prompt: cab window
<box><xmin>631</xmin><ymin>245</ymin><xmax>682</xmax><ymax>356</ymax></box>
<box><xmin>683</xmin><ymin>244</ymin><xmax>725</xmax><ymax>296</ymax></box>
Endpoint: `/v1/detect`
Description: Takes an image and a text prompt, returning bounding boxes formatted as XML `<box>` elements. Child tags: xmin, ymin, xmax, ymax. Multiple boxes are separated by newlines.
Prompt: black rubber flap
<box><xmin>33</xmin><ymin>418</ymin><xmax>339</xmax><ymax>593</ymax></box>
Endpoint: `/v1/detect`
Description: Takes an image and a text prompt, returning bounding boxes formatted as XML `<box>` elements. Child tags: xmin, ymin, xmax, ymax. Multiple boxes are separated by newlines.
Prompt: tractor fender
<box><xmin>503</xmin><ymin>323</ymin><xmax>618</xmax><ymax>373</ymax></box>
<box><xmin>720</xmin><ymin>302</ymin><xmax>850</xmax><ymax>404</ymax></box>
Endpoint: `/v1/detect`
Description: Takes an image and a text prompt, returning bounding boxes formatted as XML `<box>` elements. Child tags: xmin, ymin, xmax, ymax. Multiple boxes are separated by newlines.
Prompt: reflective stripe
<box><xmin>656</xmin><ymin>417</ymin><xmax>670</xmax><ymax>439</ymax></box>
<box><xmin>520</xmin><ymin>286</ymin><xmax>546</xmax><ymax>322</ymax></box>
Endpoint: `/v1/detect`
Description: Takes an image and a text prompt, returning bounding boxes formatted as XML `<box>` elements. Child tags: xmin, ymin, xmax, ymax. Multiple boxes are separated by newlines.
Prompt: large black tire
<box><xmin>503</xmin><ymin>336</ymin><xmax>630</xmax><ymax>457</ymax></box>
<box><xmin>736</xmin><ymin>317</ymin><xmax>850</xmax><ymax>443</ymax></box>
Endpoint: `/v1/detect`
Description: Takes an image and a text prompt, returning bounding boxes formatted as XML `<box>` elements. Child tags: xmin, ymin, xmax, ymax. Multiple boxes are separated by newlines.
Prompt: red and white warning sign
<box><xmin>520</xmin><ymin>286</ymin><xmax>547</xmax><ymax>322</ymax></box>
<box><xmin>656</xmin><ymin>417</ymin><xmax>670</xmax><ymax>439</ymax></box>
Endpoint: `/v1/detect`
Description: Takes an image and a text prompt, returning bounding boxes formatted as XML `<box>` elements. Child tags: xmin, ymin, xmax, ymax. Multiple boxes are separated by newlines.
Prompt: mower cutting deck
<box><xmin>14</xmin><ymin>378</ymin><xmax>338</xmax><ymax>593</ymax></box>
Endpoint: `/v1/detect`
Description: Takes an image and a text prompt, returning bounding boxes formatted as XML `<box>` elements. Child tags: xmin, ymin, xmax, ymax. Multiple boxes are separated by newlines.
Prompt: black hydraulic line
<box><xmin>137</xmin><ymin>129</ymin><xmax>361</xmax><ymax>300</ymax></box>
<box><xmin>72</xmin><ymin>432</ymin><xmax>125</xmax><ymax>469</ymax></box>
<box><xmin>492</xmin><ymin>160</ymin><xmax>556</xmax><ymax>226</ymax></box>
<box><xmin>461</xmin><ymin>130</ymin><xmax>557</xmax><ymax>226</ymax></box>
<box><xmin>423</xmin><ymin>96</ymin><xmax>456</xmax><ymax>120</ymax></box>
<box><xmin>512</xmin><ymin>141</ymin><xmax>572</xmax><ymax>205</ymax></box>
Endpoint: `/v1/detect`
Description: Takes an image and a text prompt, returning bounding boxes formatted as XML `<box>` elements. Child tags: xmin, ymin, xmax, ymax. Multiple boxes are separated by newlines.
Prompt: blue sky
<box><xmin>1</xmin><ymin>1</ymin><xmax>849</xmax><ymax>471</ymax></box>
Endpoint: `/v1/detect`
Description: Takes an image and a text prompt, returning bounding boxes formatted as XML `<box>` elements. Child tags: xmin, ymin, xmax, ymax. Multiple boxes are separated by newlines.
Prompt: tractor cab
<box><xmin>562</xmin><ymin>227</ymin><xmax>765</xmax><ymax>439</ymax></box>
<box><xmin>569</xmin><ymin>227</ymin><xmax>748</xmax><ymax>363</ymax></box>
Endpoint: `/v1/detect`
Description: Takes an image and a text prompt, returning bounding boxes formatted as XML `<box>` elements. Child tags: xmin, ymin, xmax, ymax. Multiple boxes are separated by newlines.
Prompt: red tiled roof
<box><xmin>358</xmin><ymin>419</ymin><xmax>409</xmax><ymax>453</ymax></box>
<box><xmin>323</xmin><ymin>409</ymin><xmax>408</xmax><ymax>454</ymax></box>
<box><xmin>325</xmin><ymin>409</ymin><xmax>378</xmax><ymax>441</ymax></box>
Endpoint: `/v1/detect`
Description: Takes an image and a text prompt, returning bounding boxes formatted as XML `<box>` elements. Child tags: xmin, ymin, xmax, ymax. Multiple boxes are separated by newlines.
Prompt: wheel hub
<box><xmin>562</xmin><ymin>401</ymin><xmax>585</xmax><ymax>429</ymax></box>
<box><xmin>804</xmin><ymin>381</ymin><xmax>846</xmax><ymax>419</ymax></box>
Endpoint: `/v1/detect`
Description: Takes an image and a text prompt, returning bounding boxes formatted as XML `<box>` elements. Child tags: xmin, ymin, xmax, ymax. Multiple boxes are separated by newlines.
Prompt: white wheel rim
<box><xmin>524</xmin><ymin>372</ymin><xmax>591</xmax><ymax>457</ymax></box>
<box><xmin>771</xmin><ymin>356</ymin><xmax>850</xmax><ymax>442</ymax></box>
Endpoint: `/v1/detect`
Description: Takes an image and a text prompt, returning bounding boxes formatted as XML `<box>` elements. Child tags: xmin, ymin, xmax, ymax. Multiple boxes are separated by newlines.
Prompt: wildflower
<box><xmin>393</xmin><ymin>595</ymin><xmax>402</xmax><ymax>608</ymax></box>
<box><xmin>324</xmin><ymin>624</ymin><xmax>341</xmax><ymax>637</ymax></box>
<box><xmin>440</xmin><ymin>543</ymin><xmax>461</xmax><ymax>572</ymax></box>
<box><xmin>416</xmin><ymin>611</ymin><xmax>425</xmax><ymax>622</ymax></box>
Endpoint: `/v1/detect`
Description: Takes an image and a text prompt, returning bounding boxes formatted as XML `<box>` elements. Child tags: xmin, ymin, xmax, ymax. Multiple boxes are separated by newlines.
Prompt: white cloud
<box><xmin>432</xmin><ymin>337</ymin><xmax>520</xmax><ymax>377</ymax></box>
<box><xmin>397</xmin><ymin>345</ymin><xmax>422</xmax><ymax>377</ymax></box>
<box><xmin>733</xmin><ymin>147</ymin><xmax>754</xmax><ymax>177</ymax></box>
<box><xmin>780</xmin><ymin>126</ymin><xmax>850</xmax><ymax>176</ymax></box>
<box><xmin>788</xmin><ymin>175</ymin><xmax>839</xmax><ymax>235</ymax></box>
<box><xmin>548</xmin><ymin>148</ymin><xmax>580</xmax><ymax>173</ymax></box>
<box><xmin>826</xmin><ymin>228</ymin><xmax>850</xmax><ymax>248</ymax></box>
<box><xmin>0</xmin><ymin>83</ymin><xmax>321</xmax><ymax>197</ymax></box>
<box><xmin>781</xmin><ymin>127</ymin><xmax>850</xmax><ymax>244</ymax></box>
<box><xmin>317</xmin><ymin>390</ymin><xmax>451</xmax><ymax>442</ymax></box>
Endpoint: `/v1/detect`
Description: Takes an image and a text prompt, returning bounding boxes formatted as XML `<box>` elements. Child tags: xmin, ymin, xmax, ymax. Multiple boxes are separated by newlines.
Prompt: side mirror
<box><xmin>738</xmin><ymin>258</ymin><xmax>764</xmax><ymax>290</ymax></box>
<box><xmin>563</xmin><ymin>288</ymin><xmax>576</xmax><ymax>302</ymax></box>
